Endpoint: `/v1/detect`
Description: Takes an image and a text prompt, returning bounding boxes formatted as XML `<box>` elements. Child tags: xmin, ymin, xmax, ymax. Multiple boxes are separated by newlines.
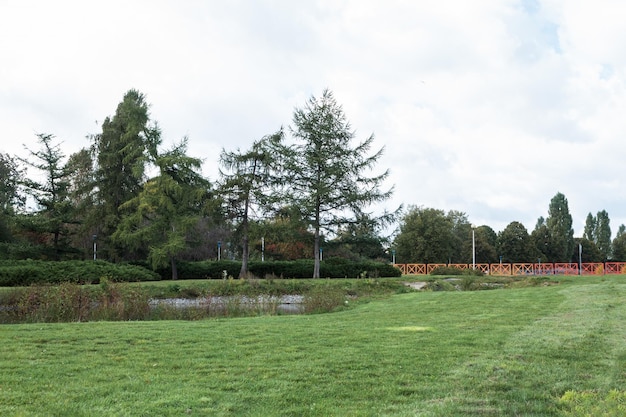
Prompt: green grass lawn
<box><xmin>1</xmin><ymin>276</ymin><xmax>625</xmax><ymax>416</ymax></box>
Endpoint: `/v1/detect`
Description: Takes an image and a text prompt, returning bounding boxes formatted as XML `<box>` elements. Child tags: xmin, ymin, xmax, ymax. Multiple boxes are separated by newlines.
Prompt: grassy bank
<box><xmin>1</xmin><ymin>276</ymin><xmax>625</xmax><ymax>415</ymax></box>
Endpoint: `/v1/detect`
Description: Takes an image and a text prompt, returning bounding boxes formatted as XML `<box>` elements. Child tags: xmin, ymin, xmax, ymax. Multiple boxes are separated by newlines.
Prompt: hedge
<box><xmin>0</xmin><ymin>258</ymin><xmax>401</xmax><ymax>286</ymax></box>
<box><xmin>0</xmin><ymin>260</ymin><xmax>160</xmax><ymax>287</ymax></box>
<box><xmin>162</xmin><ymin>258</ymin><xmax>402</xmax><ymax>280</ymax></box>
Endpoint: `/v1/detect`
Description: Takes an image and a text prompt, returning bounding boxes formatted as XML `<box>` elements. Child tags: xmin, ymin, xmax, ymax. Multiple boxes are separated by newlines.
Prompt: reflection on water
<box><xmin>149</xmin><ymin>295</ymin><xmax>304</xmax><ymax>314</ymax></box>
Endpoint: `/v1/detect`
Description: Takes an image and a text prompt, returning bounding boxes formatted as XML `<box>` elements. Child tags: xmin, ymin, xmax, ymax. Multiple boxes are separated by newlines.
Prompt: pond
<box><xmin>149</xmin><ymin>294</ymin><xmax>305</xmax><ymax>314</ymax></box>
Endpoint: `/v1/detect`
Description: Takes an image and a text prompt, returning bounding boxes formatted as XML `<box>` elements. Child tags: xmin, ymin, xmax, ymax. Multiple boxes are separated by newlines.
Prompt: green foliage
<box><xmin>545</xmin><ymin>192</ymin><xmax>575</xmax><ymax>262</ymax></box>
<box><xmin>18</xmin><ymin>133</ymin><xmax>77</xmax><ymax>259</ymax></box>
<box><xmin>612</xmin><ymin>228</ymin><xmax>626</xmax><ymax>261</ymax></box>
<box><xmin>285</xmin><ymin>89</ymin><xmax>394</xmax><ymax>278</ymax></box>
<box><xmin>113</xmin><ymin>139</ymin><xmax>211</xmax><ymax>278</ymax></box>
<box><xmin>498</xmin><ymin>221</ymin><xmax>535</xmax><ymax>263</ymax></box>
<box><xmin>0</xmin><ymin>152</ymin><xmax>25</xmax><ymax>216</ymax></box>
<box><xmin>394</xmin><ymin>206</ymin><xmax>455</xmax><ymax>263</ymax></box>
<box><xmin>326</xmin><ymin>211</ymin><xmax>390</xmax><ymax>261</ymax></box>
<box><xmin>219</xmin><ymin>130</ymin><xmax>284</xmax><ymax>278</ymax></box>
<box><xmin>0</xmin><ymin>260</ymin><xmax>159</xmax><ymax>286</ymax></box>
<box><xmin>594</xmin><ymin>209</ymin><xmax>612</xmax><ymax>260</ymax></box>
<box><xmin>158</xmin><ymin>258</ymin><xmax>401</xmax><ymax>280</ymax></box>
<box><xmin>91</xmin><ymin>89</ymin><xmax>159</xmax><ymax>260</ymax></box>
<box><xmin>473</xmin><ymin>225</ymin><xmax>498</xmax><ymax>263</ymax></box>
<box><xmin>0</xmin><ymin>242</ymin><xmax>48</xmax><ymax>260</ymax></box>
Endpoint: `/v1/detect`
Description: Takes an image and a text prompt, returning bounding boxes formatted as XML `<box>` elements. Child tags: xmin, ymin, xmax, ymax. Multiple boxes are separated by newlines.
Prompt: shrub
<box><xmin>0</xmin><ymin>260</ymin><xmax>159</xmax><ymax>286</ymax></box>
<box><xmin>150</xmin><ymin>259</ymin><xmax>401</xmax><ymax>280</ymax></box>
<box><xmin>430</xmin><ymin>266</ymin><xmax>464</xmax><ymax>276</ymax></box>
<box><xmin>303</xmin><ymin>286</ymin><xmax>346</xmax><ymax>314</ymax></box>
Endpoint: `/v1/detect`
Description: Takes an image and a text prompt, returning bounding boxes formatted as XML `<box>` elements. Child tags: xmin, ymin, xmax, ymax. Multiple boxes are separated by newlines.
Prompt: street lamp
<box><xmin>217</xmin><ymin>240</ymin><xmax>221</xmax><ymax>261</ymax></box>
<box><xmin>471</xmin><ymin>226</ymin><xmax>476</xmax><ymax>270</ymax></box>
<box><xmin>92</xmin><ymin>235</ymin><xmax>97</xmax><ymax>261</ymax></box>
<box><xmin>578</xmin><ymin>243</ymin><xmax>582</xmax><ymax>275</ymax></box>
<box><xmin>392</xmin><ymin>249</ymin><xmax>396</xmax><ymax>265</ymax></box>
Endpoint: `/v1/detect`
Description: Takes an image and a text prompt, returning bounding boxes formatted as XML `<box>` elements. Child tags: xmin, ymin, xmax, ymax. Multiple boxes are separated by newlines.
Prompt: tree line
<box><xmin>2</xmin><ymin>89</ymin><xmax>623</xmax><ymax>278</ymax></box>
<box><xmin>393</xmin><ymin>193</ymin><xmax>626</xmax><ymax>264</ymax></box>
<box><xmin>0</xmin><ymin>89</ymin><xmax>395</xmax><ymax>279</ymax></box>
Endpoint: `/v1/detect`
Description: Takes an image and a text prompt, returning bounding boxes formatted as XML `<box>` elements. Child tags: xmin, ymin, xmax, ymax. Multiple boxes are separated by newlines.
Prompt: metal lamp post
<box><xmin>578</xmin><ymin>243</ymin><xmax>582</xmax><ymax>275</ymax></box>
<box><xmin>471</xmin><ymin>227</ymin><xmax>476</xmax><ymax>270</ymax></box>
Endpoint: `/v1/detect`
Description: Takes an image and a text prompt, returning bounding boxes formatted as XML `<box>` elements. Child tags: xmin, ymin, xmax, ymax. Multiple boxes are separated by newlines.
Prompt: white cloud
<box><xmin>1</xmin><ymin>0</ymin><xmax>625</xmax><ymax>237</ymax></box>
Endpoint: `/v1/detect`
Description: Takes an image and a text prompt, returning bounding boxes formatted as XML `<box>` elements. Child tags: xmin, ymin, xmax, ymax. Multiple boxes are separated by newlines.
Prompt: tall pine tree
<box><xmin>284</xmin><ymin>89</ymin><xmax>394</xmax><ymax>278</ymax></box>
<box><xmin>91</xmin><ymin>90</ymin><xmax>160</xmax><ymax>260</ymax></box>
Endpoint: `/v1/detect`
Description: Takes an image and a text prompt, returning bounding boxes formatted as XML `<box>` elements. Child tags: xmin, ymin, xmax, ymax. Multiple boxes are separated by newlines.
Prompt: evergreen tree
<box><xmin>284</xmin><ymin>89</ymin><xmax>394</xmax><ymax>278</ymax></box>
<box><xmin>545</xmin><ymin>192</ymin><xmax>574</xmax><ymax>262</ymax></box>
<box><xmin>18</xmin><ymin>134</ymin><xmax>75</xmax><ymax>259</ymax></box>
<box><xmin>113</xmin><ymin>139</ymin><xmax>211</xmax><ymax>279</ymax></box>
<box><xmin>91</xmin><ymin>89</ymin><xmax>160</xmax><ymax>260</ymax></box>
<box><xmin>0</xmin><ymin>152</ymin><xmax>25</xmax><ymax>215</ymax></box>
<box><xmin>0</xmin><ymin>153</ymin><xmax>25</xmax><ymax>242</ymax></box>
<box><xmin>218</xmin><ymin>130</ymin><xmax>283</xmax><ymax>278</ymax></box>
<box><xmin>583</xmin><ymin>213</ymin><xmax>595</xmax><ymax>241</ymax></box>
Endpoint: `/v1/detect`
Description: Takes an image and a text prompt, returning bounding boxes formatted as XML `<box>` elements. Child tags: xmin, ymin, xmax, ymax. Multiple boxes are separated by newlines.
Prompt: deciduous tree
<box><xmin>394</xmin><ymin>206</ymin><xmax>455</xmax><ymax>263</ymax></box>
<box><xmin>594</xmin><ymin>210</ymin><xmax>611</xmax><ymax>260</ymax></box>
<box><xmin>611</xmin><ymin>225</ymin><xmax>626</xmax><ymax>261</ymax></box>
<box><xmin>498</xmin><ymin>221</ymin><xmax>535</xmax><ymax>263</ymax></box>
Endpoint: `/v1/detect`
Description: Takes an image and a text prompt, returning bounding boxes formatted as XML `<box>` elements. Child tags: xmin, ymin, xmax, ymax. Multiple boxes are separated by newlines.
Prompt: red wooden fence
<box><xmin>393</xmin><ymin>262</ymin><xmax>626</xmax><ymax>276</ymax></box>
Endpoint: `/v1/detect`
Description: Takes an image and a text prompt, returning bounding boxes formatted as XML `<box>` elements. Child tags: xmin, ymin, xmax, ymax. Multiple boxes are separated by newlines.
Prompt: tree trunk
<box><xmin>240</xmin><ymin>235</ymin><xmax>249</xmax><ymax>279</ymax></box>
<box><xmin>170</xmin><ymin>257</ymin><xmax>178</xmax><ymax>280</ymax></box>
<box><xmin>313</xmin><ymin>227</ymin><xmax>320</xmax><ymax>278</ymax></box>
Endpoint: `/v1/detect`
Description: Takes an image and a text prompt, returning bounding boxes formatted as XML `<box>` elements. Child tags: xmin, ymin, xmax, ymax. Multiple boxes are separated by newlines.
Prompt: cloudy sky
<box><xmin>1</xmin><ymin>0</ymin><xmax>625</xmax><ymax>236</ymax></box>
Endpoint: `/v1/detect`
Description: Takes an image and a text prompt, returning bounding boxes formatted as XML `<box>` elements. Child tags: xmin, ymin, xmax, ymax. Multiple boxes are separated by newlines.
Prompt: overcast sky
<box><xmin>2</xmin><ymin>0</ymin><xmax>625</xmax><ymax>236</ymax></box>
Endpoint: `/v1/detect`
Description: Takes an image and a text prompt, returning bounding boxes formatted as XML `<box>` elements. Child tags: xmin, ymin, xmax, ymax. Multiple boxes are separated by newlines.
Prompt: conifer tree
<box><xmin>284</xmin><ymin>90</ymin><xmax>394</xmax><ymax>278</ymax></box>
<box><xmin>91</xmin><ymin>89</ymin><xmax>160</xmax><ymax>260</ymax></box>
<box><xmin>219</xmin><ymin>130</ymin><xmax>283</xmax><ymax>278</ymax></box>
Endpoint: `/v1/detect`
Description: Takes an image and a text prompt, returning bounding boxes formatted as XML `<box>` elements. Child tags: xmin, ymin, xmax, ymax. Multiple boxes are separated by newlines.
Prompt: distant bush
<box><xmin>0</xmin><ymin>260</ymin><xmax>159</xmax><ymax>286</ymax></box>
